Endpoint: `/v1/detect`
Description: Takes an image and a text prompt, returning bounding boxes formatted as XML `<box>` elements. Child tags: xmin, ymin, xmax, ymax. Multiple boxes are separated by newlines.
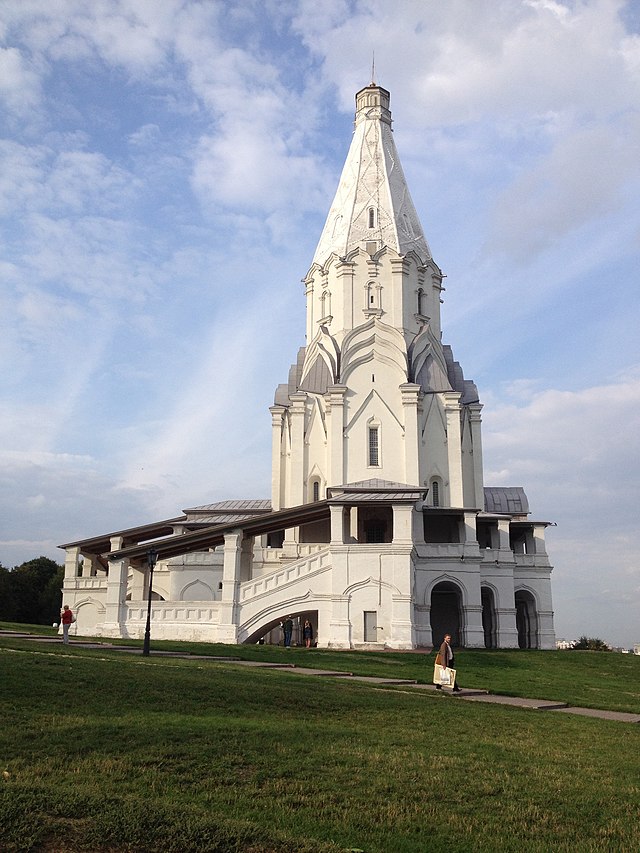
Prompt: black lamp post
<box><xmin>142</xmin><ymin>547</ymin><xmax>158</xmax><ymax>656</ymax></box>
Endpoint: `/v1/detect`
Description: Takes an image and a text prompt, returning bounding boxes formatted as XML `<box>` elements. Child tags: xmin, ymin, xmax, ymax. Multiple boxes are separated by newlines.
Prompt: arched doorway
<box><xmin>515</xmin><ymin>590</ymin><xmax>538</xmax><ymax>649</ymax></box>
<box><xmin>481</xmin><ymin>587</ymin><xmax>497</xmax><ymax>649</ymax></box>
<box><xmin>430</xmin><ymin>581</ymin><xmax>462</xmax><ymax>647</ymax></box>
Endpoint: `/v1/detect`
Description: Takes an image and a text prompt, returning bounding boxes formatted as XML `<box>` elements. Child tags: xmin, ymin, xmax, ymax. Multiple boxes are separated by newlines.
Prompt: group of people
<box><xmin>280</xmin><ymin>617</ymin><xmax>314</xmax><ymax>648</ymax></box>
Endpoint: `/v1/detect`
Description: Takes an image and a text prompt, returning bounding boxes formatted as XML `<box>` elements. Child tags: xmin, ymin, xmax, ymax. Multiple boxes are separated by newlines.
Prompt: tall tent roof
<box><xmin>312</xmin><ymin>84</ymin><xmax>432</xmax><ymax>267</ymax></box>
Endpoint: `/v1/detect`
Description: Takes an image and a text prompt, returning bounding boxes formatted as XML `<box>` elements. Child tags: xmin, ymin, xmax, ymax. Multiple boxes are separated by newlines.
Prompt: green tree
<box><xmin>573</xmin><ymin>636</ymin><xmax>610</xmax><ymax>651</ymax></box>
<box><xmin>5</xmin><ymin>557</ymin><xmax>64</xmax><ymax>625</ymax></box>
<box><xmin>0</xmin><ymin>563</ymin><xmax>17</xmax><ymax>620</ymax></box>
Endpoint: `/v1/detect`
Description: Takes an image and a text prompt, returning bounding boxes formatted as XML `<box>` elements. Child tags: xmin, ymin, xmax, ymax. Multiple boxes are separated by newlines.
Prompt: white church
<box><xmin>60</xmin><ymin>84</ymin><xmax>556</xmax><ymax>650</ymax></box>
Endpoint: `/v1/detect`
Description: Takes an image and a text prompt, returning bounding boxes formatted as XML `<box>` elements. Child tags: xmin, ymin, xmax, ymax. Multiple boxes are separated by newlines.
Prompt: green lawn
<box><xmin>1</xmin><ymin>629</ymin><xmax>639</xmax><ymax>852</ymax></box>
<box><xmin>3</xmin><ymin>621</ymin><xmax>638</xmax><ymax>713</ymax></box>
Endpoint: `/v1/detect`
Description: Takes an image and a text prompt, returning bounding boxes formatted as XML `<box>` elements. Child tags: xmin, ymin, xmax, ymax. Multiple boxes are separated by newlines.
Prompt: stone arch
<box><xmin>481</xmin><ymin>585</ymin><xmax>498</xmax><ymax>649</ymax></box>
<box><xmin>238</xmin><ymin>591</ymin><xmax>317</xmax><ymax>644</ymax></box>
<box><xmin>515</xmin><ymin>588</ymin><xmax>539</xmax><ymax>649</ymax></box>
<box><xmin>180</xmin><ymin>580</ymin><xmax>214</xmax><ymax>601</ymax></box>
<box><xmin>73</xmin><ymin>597</ymin><xmax>105</xmax><ymax>634</ymax></box>
<box><xmin>430</xmin><ymin>580</ymin><xmax>463</xmax><ymax>647</ymax></box>
<box><xmin>343</xmin><ymin>576</ymin><xmax>402</xmax><ymax>598</ymax></box>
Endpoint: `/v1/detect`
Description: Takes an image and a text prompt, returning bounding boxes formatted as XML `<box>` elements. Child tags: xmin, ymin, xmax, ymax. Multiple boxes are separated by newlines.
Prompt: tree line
<box><xmin>0</xmin><ymin>557</ymin><xmax>64</xmax><ymax>625</ymax></box>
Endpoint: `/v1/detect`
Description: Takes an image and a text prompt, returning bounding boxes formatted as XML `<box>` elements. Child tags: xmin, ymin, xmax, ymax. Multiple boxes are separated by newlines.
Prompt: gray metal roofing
<box><xmin>443</xmin><ymin>345</ymin><xmax>480</xmax><ymax>405</ymax></box>
<box><xmin>299</xmin><ymin>354</ymin><xmax>332</xmax><ymax>395</ymax></box>
<box><xmin>330</xmin><ymin>491</ymin><xmax>422</xmax><ymax>503</ymax></box>
<box><xmin>333</xmin><ymin>478</ymin><xmax>420</xmax><ymax>491</ymax></box>
<box><xmin>484</xmin><ymin>487</ymin><xmax>529</xmax><ymax>515</ymax></box>
<box><xmin>184</xmin><ymin>499</ymin><xmax>271</xmax><ymax>513</ymax></box>
<box><xmin>185</xmin><ymin>513</ymin><xmax>265</xmax><ymax>526</ymax></box>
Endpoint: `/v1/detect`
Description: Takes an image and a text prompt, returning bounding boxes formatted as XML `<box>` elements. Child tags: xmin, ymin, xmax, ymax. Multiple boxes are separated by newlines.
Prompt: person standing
<box><xmin>282</xmin><ymin>616</ymin><xmax>293</xmax><ymax>648</ymax></box>
<box><xmin>436</xmin><ymin>633</ymin><xmax>460</xmax><ymax>692</ymax></box>
<box><xmin>303</xmin><ymin>619</ymin><xmax>314</xmax><ymax>648</ymax></box>
<box><xmin>60</xmin><ymin>605</ymin><xmax>74</xmax><ymax>644</ymax></box>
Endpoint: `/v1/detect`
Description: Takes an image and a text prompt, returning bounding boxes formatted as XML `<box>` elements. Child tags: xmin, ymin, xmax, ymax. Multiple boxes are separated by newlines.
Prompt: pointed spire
<box><xmin>312</xmin><ymin>85</ymin><xmax>431</xmax><ymax>267</ymax></box>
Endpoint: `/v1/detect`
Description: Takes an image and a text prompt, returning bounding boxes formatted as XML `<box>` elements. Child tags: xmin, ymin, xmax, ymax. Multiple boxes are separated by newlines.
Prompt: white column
<box><xmin>63</xmin><ymin>547</ymin><xmax>79</xmax><ymax>587</ymax></box>
<box><xmin>129</xmin><ymin>565</ymin><xmax>145</xmax><ymax>602</ymax></box>
<box><xmin>288</xmin><ymin>393</ymin><xmax>307</xmax><ymax>507</ymax></box>
<box><xmin>218</xmin><ymin>530</ymin><xmax>243</xmax><ymax>643</ymax></box>
<box><xmin>411</xmin><ymin>506</ymin><xmax>426</xmax><ymax>545</ymax></box>
<box><xmin>443</xmin><ymin>392</ymin><xmax>463</xmax><ymax>506</ymax></box>
<box><xmin>497</xmin><ymin>607</ymin><xmax>520</xmax><ymax>648</ymax></box>
<box><xmin>532</xmin><ymin>524</ymin><xmax>548</xmax><ymax>556</ymax></box>
<box><xmin>497</xmin><ymin>518</ymin><xmax>511</xmax><ymax>552</ymax></box>
<box><xmin>468</xmin><ymin>403</ymin><xmax>485</xmax><ymax>509</ymax></box>
<box><xmin>389</xmin><ymin>503</ymin><xmax>416</xmax><ymax>649</ymax></box>
<box><xmin>326</xmin><ymin>385</ymin><xmax>347</xmax><ymax>488</ymax></box>
<box><xmin>400</xmin><ymin>383</ymin><xmax>421</xmax><ymax>485</ymax></box>
<box><xmin>304</xmin><ymin>276</ymin><xmax>314</xmax><ymax>343</ymax></box>
<box><xmin>103</xmin><ymin>536</ymin><xmax>128</xmax><ymax>636</ymax></box>
<box><xmin>335</xmin><ymin>260</ymin><xmax>354</xmax><ymax>332</ymax></box>
<box><xmin>269</xmin><ymin>405</ymin><xmax>286</xmax><ymax>511</ymax></box>
<box><xmin>389</xmin><ymin>256</ymin><xmax>409</xmax><ymax>329</ymax></box>
<box><xmin>330</xmin><ymin>505</ymin><xmax>346</xmax><ymax>544</ymax></box>
<box><xmin>392</xmin><ymin>504</ymin><xmax>413</xmax><ymax>545</ymax></box>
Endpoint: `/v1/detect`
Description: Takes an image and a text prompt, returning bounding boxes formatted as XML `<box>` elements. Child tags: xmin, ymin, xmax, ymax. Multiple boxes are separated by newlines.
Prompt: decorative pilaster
<box><xmin>288</xmin><ymin>393</ymin><xmax>307</xmax><ymax>508</ymax></box>
<box><xmin>400</xmin><ymin>383</ymin><xmax>421</xmax><ymax>484</ymax></box>
<box><xmin>269</xmin><ymin>405</ymin><xmax>285</xmax><ymax>511</ymax></box>
<box><xmin>392</xmin><ymin>503</ymin><xmax>413</xmax><ymax>545</ymax></box>
<box><xmin>496</xmin><ymin>608</ymin><xmax>519</xmax><ymax>648</ymax></box>
<box><xmin>326</xmin><ymin>385</ymin><xmax>347</xmax><ymax>488</ymax></box>
<box><xmin>468</xmin><ymin>403</ymin><xmax>485</xmax><ymax>509</ymax></box>
<box><xmin>443</xmin><ymin>391</ymin><xmax>463</xmax><ymax>506</ymax></box>
<box><xmin>63</xmin><ymin>547</ymin><xmax>79</xmax><ymax>587</ymax></box>
<box><xmin>103</xmin><ymin>536</ymin><xmax>128</xmax><ymax>636</ymax></box>
<box><xmin>218</xmin><ymin>530</ymin><xmax>243</xmax><ymax>643</ymax></box>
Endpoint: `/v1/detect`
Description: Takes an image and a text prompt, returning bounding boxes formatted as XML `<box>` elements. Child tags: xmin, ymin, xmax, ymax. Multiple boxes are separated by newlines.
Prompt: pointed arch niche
<box><xmin>515</xmin><ymin>589</ymin><xmax>539</xmax><ymax>649</ymax></box>
<box><xmin>430</xmin><ymin>581</ymin><xmax>462</xmax><ymax>647</ymax></box>
<box><xmin>481</xmin><ymin>586</ymin><xmax>497</xmax><ymax>648</ymax></box>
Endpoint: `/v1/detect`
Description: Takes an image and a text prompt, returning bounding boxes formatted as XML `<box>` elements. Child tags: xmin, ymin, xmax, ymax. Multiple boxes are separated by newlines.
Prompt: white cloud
<box><xmin>483</xmin><ymin>369</ymin><xmax>640</xmax><ymax>644</ymax></box>
<box><xmin>0</xmin><ymin>45</ymin><xmax>40</xmax><ymax>113</ymax></box>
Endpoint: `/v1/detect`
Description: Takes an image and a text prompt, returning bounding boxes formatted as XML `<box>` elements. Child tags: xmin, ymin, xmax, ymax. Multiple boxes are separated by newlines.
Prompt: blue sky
<box><xmin>1</xmin><ymin>0</ymin><xmax>639</xmax><ymax>647</ymax></box>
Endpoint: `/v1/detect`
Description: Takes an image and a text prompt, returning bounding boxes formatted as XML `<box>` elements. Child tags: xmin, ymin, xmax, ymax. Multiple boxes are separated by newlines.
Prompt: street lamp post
<box><xmin>142</xmin><ymin>547</ymin><xmax>158</xmax><ymax>656</ymax></box>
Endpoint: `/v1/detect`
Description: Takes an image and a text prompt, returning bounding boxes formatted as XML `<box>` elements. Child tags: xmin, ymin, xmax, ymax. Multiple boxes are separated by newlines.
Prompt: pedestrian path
<box><xmin>2</xmin><ymin>630</ymin><xmax>638</xmax><ymax>724</ymax></box>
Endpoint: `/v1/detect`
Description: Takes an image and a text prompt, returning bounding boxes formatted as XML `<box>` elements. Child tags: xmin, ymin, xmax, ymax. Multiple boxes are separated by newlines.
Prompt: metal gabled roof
<box><xmin>484</xmin><ymin>487</ymin><xmax>530</xmax><ymax>516</ymax></box>
<box><xmin>58</xmin><ymin>516</ymin><xmax>187</xmax><ymax>555</ymax></box>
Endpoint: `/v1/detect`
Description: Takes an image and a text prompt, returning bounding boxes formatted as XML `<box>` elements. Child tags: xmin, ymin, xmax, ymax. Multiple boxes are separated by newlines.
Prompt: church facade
<box><xmin>60</xmin><ymin>85</ymin><xmax>556</xmax><ymax>650</ymax></box>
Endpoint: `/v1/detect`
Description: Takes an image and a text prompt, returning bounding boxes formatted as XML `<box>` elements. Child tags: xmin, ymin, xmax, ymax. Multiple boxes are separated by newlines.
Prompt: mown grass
<box><xmin>2</xmin><ymin>621</ymin><xmax>639</xmax><ymax>713</ymax></box>
<box><xmin>1</xmin><ymin>633</ymin><xmax>639</xmax><ymax>852</ymax></box>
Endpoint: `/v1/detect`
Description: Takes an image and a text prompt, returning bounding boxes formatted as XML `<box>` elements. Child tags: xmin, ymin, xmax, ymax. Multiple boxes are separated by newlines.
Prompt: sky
<box><xmin>1</xmin><ymin>0</ymin><xmax>639</xmax><ymax>647</ymax></box>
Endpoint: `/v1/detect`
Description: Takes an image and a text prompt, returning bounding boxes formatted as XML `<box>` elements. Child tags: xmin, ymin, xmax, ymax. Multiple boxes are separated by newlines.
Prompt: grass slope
<box><xmin>0</xmin><ymin>631</ymin><xmax>639</xmax><ymax>852</ymax></box>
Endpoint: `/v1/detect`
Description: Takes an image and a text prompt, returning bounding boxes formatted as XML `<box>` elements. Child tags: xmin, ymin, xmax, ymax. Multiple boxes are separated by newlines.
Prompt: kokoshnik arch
<box><xmin>60</xmin><ymin>84</ymin><xmax>556</xmax><ymax>650</ymax></box>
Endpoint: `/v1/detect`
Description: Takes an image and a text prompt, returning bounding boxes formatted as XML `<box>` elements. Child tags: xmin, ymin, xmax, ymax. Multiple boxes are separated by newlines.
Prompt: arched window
<box><xmin>368</xmin><ymin>425</ymin><xmax>380</xmax><ymax>467</ymax></box>
<box><xmin>320</xmin><ymin>290</ymin><xmax>331</xmax><ymax>318</ymax></box>
<box><xmin>429</xmin><ymin>478</ymin><xmax>442</xmax><ymax>507</ymax></box>
<box><xmin>312</xmin><ymin>480</ymin><xmax>320</xmax><ymax>502</ymax></box>
<box><xmin>417</xmin><ymin>288</ymin><xmax>424</xmax><ymax>315</ymax></box>
<box><xmin>368</xmin><ymin>207</ymin><xmax>376</xmax><ymax>228</ymax></box>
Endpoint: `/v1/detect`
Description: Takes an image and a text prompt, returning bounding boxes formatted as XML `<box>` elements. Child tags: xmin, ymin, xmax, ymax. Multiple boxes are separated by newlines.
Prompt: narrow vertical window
<box><xmin>431</xmin><ymin>480</ymin><xmax>440</xmax><ymax>507</ymax></box>
<box><xmin>312</xmin><ymin>481</ymin><xmax>320</xmax><ymax>502</ymax></box>
<box><xmin>368</xmin><ymin>207</ymin><xmax>376</xmax><ymax>228</ymax></box>
<box><xmin>417</xmin><ymin>288</ymin><xmax>424</xmax><ymax>315</ymax></box>
<box><xmin>368</xmin><ymin>426</ymin><xmax>379</xmax><ymax>467</ymax></box>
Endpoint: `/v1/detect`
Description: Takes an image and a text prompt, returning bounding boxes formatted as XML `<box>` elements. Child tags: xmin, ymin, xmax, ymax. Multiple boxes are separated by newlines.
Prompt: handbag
<box><xmin>433</xmin><ymin>663</ymin><xmax>456</xmax><ymax>687</ymax></box>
